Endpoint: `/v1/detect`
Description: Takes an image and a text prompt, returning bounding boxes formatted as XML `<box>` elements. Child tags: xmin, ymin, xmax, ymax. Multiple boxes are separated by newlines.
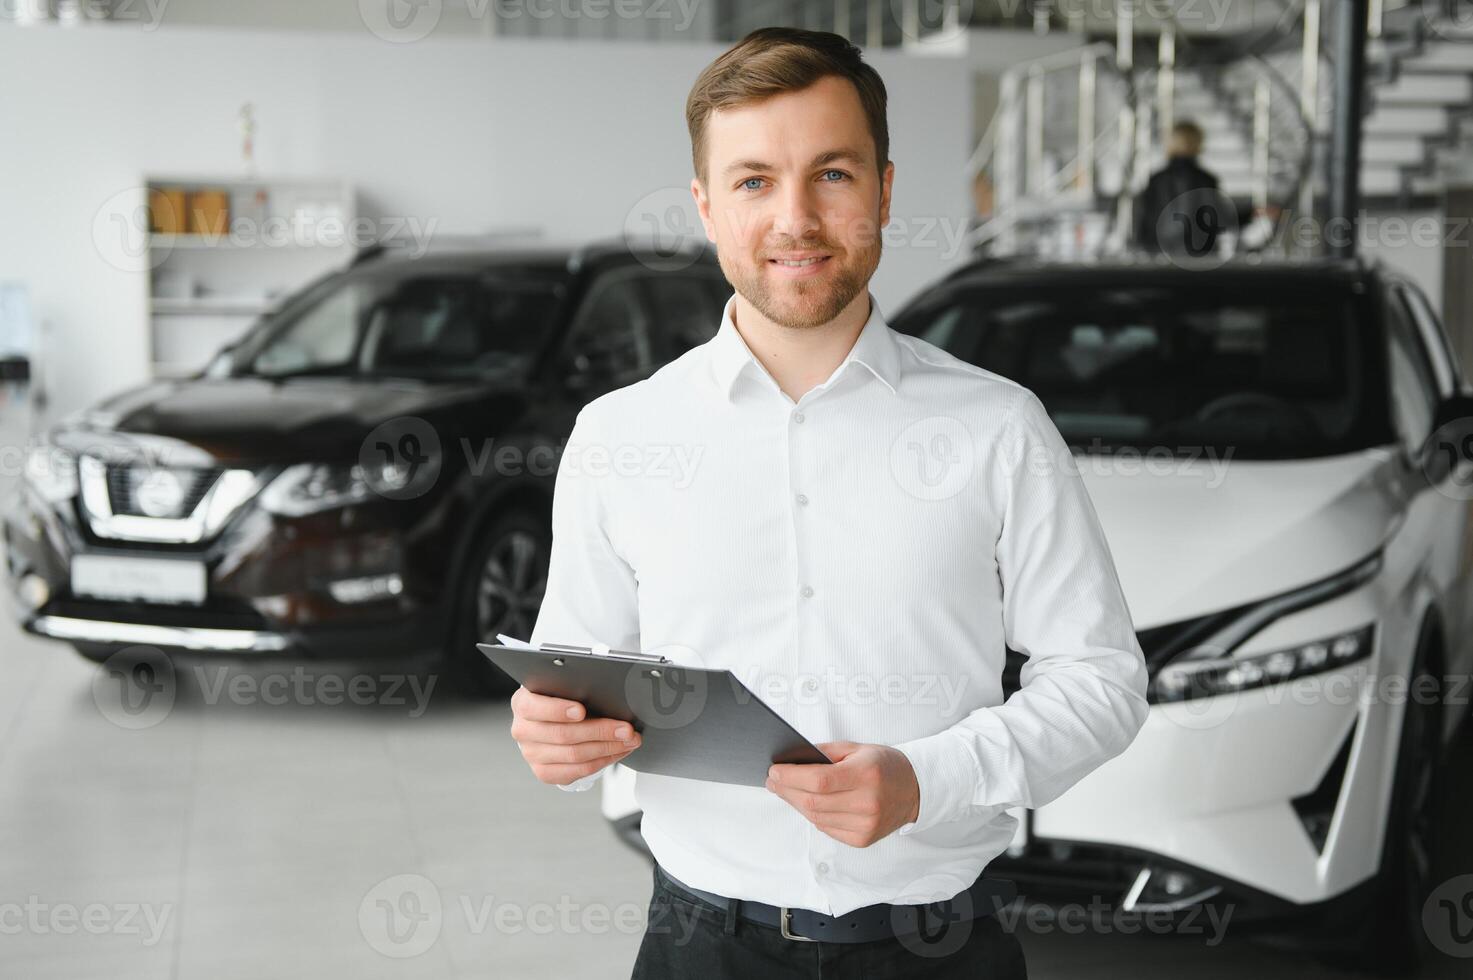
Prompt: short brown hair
<box><xmin>1168</xmin><ymin>121</ymin><xmax>1204</xmax><ymax>157</ymax></box>
<box><xmin>685</xmin><ymin>27</ymin><xmax>889</xmax><ymax>187</ymax></box>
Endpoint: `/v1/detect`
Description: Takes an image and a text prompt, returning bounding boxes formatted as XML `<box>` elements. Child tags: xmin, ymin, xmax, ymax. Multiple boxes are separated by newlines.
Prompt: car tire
<box><xmin>70</xmin><ymin>642</ymin><xmax>126</xmax><ymax>665</ymax></box>
<box><xmin>447</xmin><ymin>509</ymin><xmax>551</xmax><ymax>698</ymax></box>
<box><xmin>1330</xmin><ymin>622</ymin><xmax>1445</xmax><ymax>976</ymax></box>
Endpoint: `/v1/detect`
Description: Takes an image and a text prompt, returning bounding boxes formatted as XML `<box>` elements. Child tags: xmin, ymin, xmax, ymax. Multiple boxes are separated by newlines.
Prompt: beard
<box><xmin>717</xmin><ymin>233</ymin><xmax>881</xmax><ymax>331</ymax></box>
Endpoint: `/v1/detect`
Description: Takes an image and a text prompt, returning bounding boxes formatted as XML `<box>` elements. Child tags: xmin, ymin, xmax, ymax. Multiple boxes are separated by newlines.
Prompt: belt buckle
<box><xmin>779</xmin><ymin>907</ymin><xmax>817</xmax><ymax>942</ymax></box>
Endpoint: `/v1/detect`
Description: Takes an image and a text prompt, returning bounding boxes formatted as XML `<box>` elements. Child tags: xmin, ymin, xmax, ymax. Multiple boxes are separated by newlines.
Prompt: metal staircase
<box><xmin>965</xmin><ymin>0</ymin><xmax>1473</xmax><ymax>256</ymax></box>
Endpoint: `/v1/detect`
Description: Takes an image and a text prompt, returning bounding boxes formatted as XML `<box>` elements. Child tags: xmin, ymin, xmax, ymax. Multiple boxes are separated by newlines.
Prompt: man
<box><xmin>1133</xmin><ymin>120</ymin><xmax>1236</xmax><ymax>257</ymax></box>
<box><xmin>511</xmin><ymin>27</ymin><xmax>1149</xmax><ymax>978</ymax></box>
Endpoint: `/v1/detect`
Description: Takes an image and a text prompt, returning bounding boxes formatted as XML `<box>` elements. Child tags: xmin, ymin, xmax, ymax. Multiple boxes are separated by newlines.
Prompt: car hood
<box><xmin>1081</xmin><ymin>448</ymin><xmax>1409</xmax><ymax>628</ymax></box>
<box><xmin>54</xmin><ymin>376</ymin><xmax>522</xmax><ymax>465</ymax></box>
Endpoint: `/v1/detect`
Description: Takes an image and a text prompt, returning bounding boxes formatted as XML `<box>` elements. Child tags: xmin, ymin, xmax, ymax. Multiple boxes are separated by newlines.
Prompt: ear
<box><xmin>691</xmin><ymin>177</ymin><xmax>717</xmax><ymax>245</ymax></box>
<box><xmin>878</xmin><ymin>159</ymin><xmax>895</xmax><ymax>230</ymax></box>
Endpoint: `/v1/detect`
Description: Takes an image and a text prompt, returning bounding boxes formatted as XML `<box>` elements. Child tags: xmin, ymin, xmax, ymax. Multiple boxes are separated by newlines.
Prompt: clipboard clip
<box><xmin>536</xmin><ymin>641</ymin><xmax>671</xmax><ymax>664</ymax></box>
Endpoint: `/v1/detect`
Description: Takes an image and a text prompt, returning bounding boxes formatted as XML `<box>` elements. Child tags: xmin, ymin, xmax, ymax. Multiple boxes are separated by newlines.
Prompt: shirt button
<box><xmin>793</xmin><ymin>412</ymin><xmax>806</xmax><ymax>424</ymax></box>
<box><xmin>803</xmin><ymin>678</ymin><xmax>819</xmax><ymax>694</ymax></box>
<box><xmin>799</xmin><ymin>585</ymin><xmax>814</xmax><ymax>599</ymax></box>
<box><xmin>795</xmin><ymin>493</ymin><xmax>809</xmax><ymax>506</ymax></box>
<box><xmin>816</xmin><ymin>862</ymin><xmax>830</xmax><ymax>876</ymax></box>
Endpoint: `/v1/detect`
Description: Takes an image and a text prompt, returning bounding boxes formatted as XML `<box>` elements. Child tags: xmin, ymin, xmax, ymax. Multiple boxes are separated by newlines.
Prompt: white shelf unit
<box><xmin>144</xmin><ymin>175</ymin><xmax>356</xmax><ymax>378</ymax></box>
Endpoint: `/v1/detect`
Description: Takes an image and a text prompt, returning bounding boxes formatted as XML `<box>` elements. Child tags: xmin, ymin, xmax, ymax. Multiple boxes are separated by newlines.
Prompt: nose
<box><xmin>771</xmin><ymin>177</ymin><xmax>823</xmax><ymax>243</ymax></box>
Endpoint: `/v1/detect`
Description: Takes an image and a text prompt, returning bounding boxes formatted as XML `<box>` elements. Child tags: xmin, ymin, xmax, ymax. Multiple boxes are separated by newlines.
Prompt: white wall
<box><xmin>0</xmin><ymin>22</ymin><xmax>983</xmax><ymax>423</ymax></box>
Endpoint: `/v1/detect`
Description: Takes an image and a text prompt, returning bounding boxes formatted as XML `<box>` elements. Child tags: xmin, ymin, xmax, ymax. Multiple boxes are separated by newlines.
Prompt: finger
<box><xmin>766</xmin><ymin>782</ymin><xmax>875</xmax><ymax>816</ymax></box>
<box><xmin>768</xmin><ymin>759</ymin><xmax>858</xmax><ymax>794</ymax></box>
<box><xmin>813</xmin><ymin>740</ymin><xmax>863</xmax><ymax>763</ymax></box>
<box><xmin>521</xmin><ymin>737</ymin><xmax>642</xmax><ymax>765</ymax></box>
<box><xmin>534</xmin><ymin>750</ymin><xmax>635</xmax><ymax>784</ymax></box>
<box><xmin>512</xmin><ymin>686</ymin><xmax>591</xmax><ymax>722</ymax></box>
<box><xmin>512</xmin><ymin>717</ymin><xmax>639</xmax><ymax>746</ymax></box>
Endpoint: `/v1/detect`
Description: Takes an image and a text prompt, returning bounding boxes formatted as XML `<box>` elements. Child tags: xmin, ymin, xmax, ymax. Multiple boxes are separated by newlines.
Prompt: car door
<box><xmin>1389</xmin><ymin>280</ymin><xmax>1473</xmax><ymax>697</ymax></box>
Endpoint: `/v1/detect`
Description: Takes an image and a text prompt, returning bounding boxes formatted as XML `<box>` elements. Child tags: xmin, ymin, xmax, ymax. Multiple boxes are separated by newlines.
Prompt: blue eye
<box><xmin>821</xmin><ymin>170</ymin><xmax>850</xmax><ymax>182</ymax></box>
<box><xmin>741</xmin><ymin>178</ymin><xmax>765</xmax><ymax>192</ymax></box>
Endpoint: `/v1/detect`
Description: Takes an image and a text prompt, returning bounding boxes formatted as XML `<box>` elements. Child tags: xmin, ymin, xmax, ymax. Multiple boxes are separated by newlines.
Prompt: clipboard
<box><xmin>479</xmin><ymin>641</ymin><xmax>831</xmax><ymax>787</ymax></box>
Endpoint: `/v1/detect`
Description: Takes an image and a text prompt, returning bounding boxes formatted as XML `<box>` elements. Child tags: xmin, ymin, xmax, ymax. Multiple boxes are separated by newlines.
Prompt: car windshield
<box><xmin>231</xmin><ymin>266</ymin><xmax>564</xmax><ymax>381</ymax></box>
<box><xmin>893</xmin><ymin>279</ymin><xmax>1393</xmax><ymax>460</ymax></box>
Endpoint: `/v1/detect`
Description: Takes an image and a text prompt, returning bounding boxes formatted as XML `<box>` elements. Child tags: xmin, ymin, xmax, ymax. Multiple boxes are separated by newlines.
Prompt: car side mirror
<box><xmin>1431</xmin><ymin>391</ymin><xmax>1473</xmax><ymax>435</ymax></box>
<box><xmin>1420</xmin><ymin>390</ymin><xmax>1473</xmax><ymax>484</ymax></box>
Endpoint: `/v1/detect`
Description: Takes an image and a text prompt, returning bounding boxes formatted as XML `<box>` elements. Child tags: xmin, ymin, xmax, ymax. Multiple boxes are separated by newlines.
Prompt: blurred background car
<box><xmin>4</xmin><ymin>238</ymin><xmax>728</xmax><ymax>694</ymax></box>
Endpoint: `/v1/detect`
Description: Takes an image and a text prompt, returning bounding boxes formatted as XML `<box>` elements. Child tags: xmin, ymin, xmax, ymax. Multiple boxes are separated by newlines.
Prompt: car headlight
<box><xmin>1150</xmin><ymin>623</ymin><xmax>1375</xmax><ymax>702</ymax></box>
<box><xmin>23</xmin><ymin>443</ymin><xmax>78</xmax><ymax>502</ymax></box>
<box><xmin>258</xmin><ymin>463</ymin><xmax>373</xmax><ymax>517</ymax></box>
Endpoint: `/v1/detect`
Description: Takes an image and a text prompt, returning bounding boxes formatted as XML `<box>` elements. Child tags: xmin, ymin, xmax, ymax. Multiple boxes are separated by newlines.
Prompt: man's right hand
<box><xmin>509</xmin><ymin>686</ymin><xmax>643</xmax><ymax>785</ymax></box>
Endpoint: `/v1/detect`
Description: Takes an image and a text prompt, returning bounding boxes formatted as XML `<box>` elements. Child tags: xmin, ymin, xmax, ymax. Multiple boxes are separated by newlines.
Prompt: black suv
<box><xmin>4</xmin><ymin>238</ymin><xmax>730</xmax><ymax>692</ymax></box>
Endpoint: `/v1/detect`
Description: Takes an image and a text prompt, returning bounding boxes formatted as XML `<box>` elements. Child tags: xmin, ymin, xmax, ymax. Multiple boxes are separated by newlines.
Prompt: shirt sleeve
<box><xmin>893</xmin><ymin>389</ymin><xmax>1150</xmax><ymax>834</ymax></box>
<box><xmin>528</xmin><ymin>404</ymin><xmax>642</xmax><ymax>793</ymax></box>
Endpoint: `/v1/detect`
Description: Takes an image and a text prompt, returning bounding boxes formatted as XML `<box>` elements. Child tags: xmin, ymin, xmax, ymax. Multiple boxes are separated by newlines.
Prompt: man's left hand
<box><xmin>766</xmin><ymin>741</ymin><xmax>920</xmax><ymax>848</ymax></box>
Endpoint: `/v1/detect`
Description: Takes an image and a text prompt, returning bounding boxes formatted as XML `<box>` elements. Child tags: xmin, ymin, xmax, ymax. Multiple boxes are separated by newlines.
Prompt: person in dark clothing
<box><xmin>1133</xmin><ymin>121</ymin><xmax>1237</xmax><ymax>257</ymax></box>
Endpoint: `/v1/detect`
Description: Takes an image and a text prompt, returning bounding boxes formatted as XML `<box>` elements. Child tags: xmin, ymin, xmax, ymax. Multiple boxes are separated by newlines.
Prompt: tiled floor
<box><xmin>1</xmin><ymin>394</ymin><xmax>1469</xmax><ymax>978</ymax></box>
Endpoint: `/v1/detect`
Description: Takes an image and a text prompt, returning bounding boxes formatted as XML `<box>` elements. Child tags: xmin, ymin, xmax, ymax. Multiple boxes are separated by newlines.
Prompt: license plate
<box><xmin>71</xmin><ymin>555</ymin><xmax>207</xmax><ymax>605</ymax></box>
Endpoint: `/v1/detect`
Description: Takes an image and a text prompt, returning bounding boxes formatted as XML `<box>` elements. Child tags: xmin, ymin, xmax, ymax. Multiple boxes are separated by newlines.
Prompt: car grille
<box><xmin>105</xmin><ymin>464</ymin><xmax>222</xmax><ymax>519</ymax></box>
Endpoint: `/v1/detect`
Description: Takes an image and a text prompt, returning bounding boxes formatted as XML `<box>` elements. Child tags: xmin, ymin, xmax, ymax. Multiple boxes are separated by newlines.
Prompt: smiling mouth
<box><xmin>768</xmin><ymin>256</ymin><xmax>831</xmax><ymax>268</ymax></box>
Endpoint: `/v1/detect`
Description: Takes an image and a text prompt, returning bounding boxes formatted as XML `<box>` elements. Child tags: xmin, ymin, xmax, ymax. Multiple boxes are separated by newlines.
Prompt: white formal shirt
<box><xmin>529</xmin><ymin>289</ymin><xmax>1149</xmax><ymax>917</ymax></box>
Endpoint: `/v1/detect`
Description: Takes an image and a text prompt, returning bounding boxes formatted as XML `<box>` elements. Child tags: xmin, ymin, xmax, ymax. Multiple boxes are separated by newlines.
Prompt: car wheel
<box><xmin>448</xmin><ymin>509</ymin><xmax>550</xmax><ymax>697</ymax></box>
<box><xmin>1340</xmin><ymin>624</ymin><xmax>1445</xmax><ymax>975</ymax></box>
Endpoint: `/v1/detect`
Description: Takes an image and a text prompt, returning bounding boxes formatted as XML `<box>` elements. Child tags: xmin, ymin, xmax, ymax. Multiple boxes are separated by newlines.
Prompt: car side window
<box><xmin>644</xmin><ymin>273</ymin><xmax>729</xmax><ymax>359</ymax></box>
<box><xmin>1384</xmin><ymin>289</ymin><xmax>1439</xmax><ymax>452</ymax></box>
<box><xmin>564</xmin><ymin>268</ymin><xmax>656</xmax><ymax>384</ymax></box>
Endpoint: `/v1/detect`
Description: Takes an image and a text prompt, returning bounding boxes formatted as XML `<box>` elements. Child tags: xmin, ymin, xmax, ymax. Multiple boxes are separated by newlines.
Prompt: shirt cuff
<box><xmin>556</xmin><ymin>768</ymin><xmax>605</xmax><ymax>793</ymax></box>
<box><xmin>893</xmin><ymin>727</ymin><xmax>982</xmax><ymax>836</ymax></box>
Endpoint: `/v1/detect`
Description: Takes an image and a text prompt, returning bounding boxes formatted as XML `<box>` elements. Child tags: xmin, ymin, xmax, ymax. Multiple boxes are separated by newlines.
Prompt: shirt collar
<box><xmin>708</xmin><ymin>291</ymin><xmax>901</xmax><ymax>401</ymax></box>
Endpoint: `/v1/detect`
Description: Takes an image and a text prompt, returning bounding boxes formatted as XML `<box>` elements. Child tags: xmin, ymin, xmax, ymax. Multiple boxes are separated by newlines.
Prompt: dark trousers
<box><xmin>631</xmin><ymin>864</ymin><xmax>1028</xmax><ymax>980</ymax></box>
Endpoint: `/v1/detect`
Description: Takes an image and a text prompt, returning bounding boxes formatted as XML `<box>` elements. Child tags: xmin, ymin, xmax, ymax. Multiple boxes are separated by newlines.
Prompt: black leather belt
<box><xmin>656</xmin><ymin>864</ymin><xmax>1017</xmax><ymax>944</ymax></box>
